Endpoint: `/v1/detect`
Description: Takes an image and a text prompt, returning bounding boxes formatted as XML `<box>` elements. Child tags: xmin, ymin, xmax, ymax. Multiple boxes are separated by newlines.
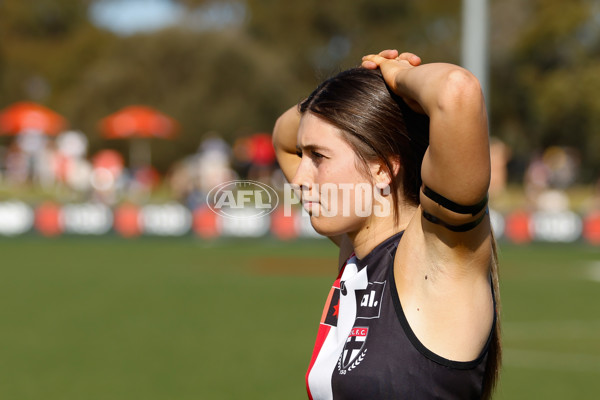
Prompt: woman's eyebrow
<box><xmin>296</xmin><ymin>144</ymin><xmax>331</xmax><ymax>152</ymax></box>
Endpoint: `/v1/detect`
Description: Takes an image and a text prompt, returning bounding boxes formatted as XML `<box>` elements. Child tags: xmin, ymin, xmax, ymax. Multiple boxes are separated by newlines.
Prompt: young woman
<box><xmin>272</xmin><ymin>50</ymin><xmax>501</xmax><ymax>400</ymax></box>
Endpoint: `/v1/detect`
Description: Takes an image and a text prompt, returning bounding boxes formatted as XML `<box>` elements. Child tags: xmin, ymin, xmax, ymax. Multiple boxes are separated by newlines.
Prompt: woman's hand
<box><xmin>361</xmin><ymin>49</ymin><xmax>421</xmax><ymax>70</ymax></box>
<box><xmin>362</xmin><ymin>50</ymin><xmax>425</xmax><ymax>113</ymax></box>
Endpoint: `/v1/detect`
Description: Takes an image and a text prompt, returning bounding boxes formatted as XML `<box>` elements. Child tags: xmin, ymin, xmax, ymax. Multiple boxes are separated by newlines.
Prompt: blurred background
<box><xmin>0</xmin><ymin>0</ymin><xmax>599</xmax><ymax>399</ymax></box>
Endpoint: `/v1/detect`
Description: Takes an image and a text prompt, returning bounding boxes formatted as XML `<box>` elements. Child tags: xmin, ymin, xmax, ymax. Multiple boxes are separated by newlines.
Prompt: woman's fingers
<box><xmin>361</xmin><ymin>54</ymin><xmax>387</xmax><ymax>69</ymax></box>
<box><xmin>361</xmin><ymin>55</ymin><xmax>412</xmax><ymax>69</ymax></box>
<box><xmin>399</xmin><ymin>52</ymin><xmax>421</xmax><ymax>66</ymax></box>
<box><xmin>362</xmin><ymin>60</ymin><xmax>378</xmax><ymax>69</ymax></box>
<box><xmin>362</xmin><ymin>50</ymin><xmax>421</xmax><ymax>69</ymax></box>
<box><xmin>378</xmin><ymin>49</ymin><xmax>399</xmax><ymax>59</ymax></box>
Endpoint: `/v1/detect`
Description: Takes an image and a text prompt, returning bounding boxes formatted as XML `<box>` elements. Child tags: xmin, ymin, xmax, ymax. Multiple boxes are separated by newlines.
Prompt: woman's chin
<box><xmin>309</xmin><ymin>214</ymin><xmax>358</xmax><ymax>238</ymax></box>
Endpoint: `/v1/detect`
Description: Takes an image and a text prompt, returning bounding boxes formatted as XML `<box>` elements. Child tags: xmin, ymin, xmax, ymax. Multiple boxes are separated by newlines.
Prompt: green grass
<box><xmin>0</xmin><ymin>237</ymin><xmax>598</xmax><ymax>399</ymax></box>
<box><xmin>494</xmin><ymin>243</ymin><xmax>600</xmax><ymax>400</ymax></box>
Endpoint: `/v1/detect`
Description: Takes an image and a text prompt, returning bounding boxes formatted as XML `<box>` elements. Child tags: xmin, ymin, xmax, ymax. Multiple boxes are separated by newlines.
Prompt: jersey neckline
<box><xmin>353</xmin><ymin>230</ymin><xmax>405</xmax><ymax>271</ymax></box>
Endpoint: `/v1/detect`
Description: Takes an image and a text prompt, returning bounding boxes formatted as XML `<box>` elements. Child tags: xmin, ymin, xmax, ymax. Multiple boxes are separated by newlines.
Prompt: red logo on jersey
<box><xmin>350</xmin><ymin>328</ymin><xmax>368</xmax><ymax>337</ymax></box>
<box><xmin>338</xmin><ymin>326</ymin><xmax>369</xmax><ymax>372</ymax></box>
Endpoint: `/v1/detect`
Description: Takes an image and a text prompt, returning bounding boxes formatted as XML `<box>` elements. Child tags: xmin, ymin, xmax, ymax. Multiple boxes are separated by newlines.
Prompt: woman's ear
<box><xmin>389</xmin><ymin>156</ymin><xmax>401</xmax><ymax>177</ymax></box>
<box><xmin>371</xmin><ymin>157</ymin><xmax>401</xmax><ymax>187</ymax></box>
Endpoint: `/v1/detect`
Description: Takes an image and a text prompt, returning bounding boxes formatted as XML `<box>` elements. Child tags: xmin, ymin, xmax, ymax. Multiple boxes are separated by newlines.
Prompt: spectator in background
<box><xmin>0</xmin><ymin>144</ymin><xmax>7</xmax><ymax>183</ymax></box>
<box><xmin>524</xmin><ymin>146</ymin><xmax>580</xmax><ymax>212</ymax></box>
<box><xmin>35</xmin><ymin>140</ymin><xmax>58</xmax><ymax>190</ymax></box>
<box><xmin>524</xmin><ymin>152</ymin><xmax>550</xmax><ymax>204</ymax></box>
<box><xmin>197</xmin><ymin>135</ymin><xmax>234</xmax><ymax>195</ymax></box>
<box><xmin>231</xmin><ymin>136</ymin><xmax>252</xmax><ymax>179</ymax></box>
<box><xmin>489</xmin><ymin>137</ymin><xmax>511</xmax><ymax>200</ymax></box>
<box><xmin>90</xmin><ymin>149</ymin><xmax>125</xmax><ymax>205</ymax></box>
<box><xmin>168</xmin><ymin>157</ymin><xmax>195</xmax><ymax>205</ymax></box>
<box><xmin>51</xmin><ymin>130</ymin><xmax>92</xmax><ymax>199</ymax></box>
<box><xmin>4</xmin><ymin>141</ymin><xmax>28</xmax><ymax>185</ymax></box>
<box><xmin>15</xmin><ymin>129</ymin><xmax>48</xmax><ymax>185</ymax></box>
<box><xmin>543</xmin><ymin>146</ymin><xmax>579</xmax><ymax>189</ymax></box>
<box><xmin>169</xmin><ymin>134</ymin><xmax>235</xmax><ymax>209</ymax></box>
<box><xmin>246</xmin><ymin>133</ymin><xmax>276</xmax><ymax>183</ymax></box>
<box><xmin>129</xmin><ymin>166</ymin><xmax>161</xmax><ymax>202</ymax></box>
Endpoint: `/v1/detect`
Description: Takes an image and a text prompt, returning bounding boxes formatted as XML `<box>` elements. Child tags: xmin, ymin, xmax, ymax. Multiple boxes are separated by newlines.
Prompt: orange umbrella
<box><xmin>99</xmin><ymin>105</ymin><xmax>178</xmax><ymax>139</ymax></box>
<box><xmin>100</xmin><ymin>105</ymin><xmax>179</xmax><ymax>168</ymax></box>
<box><xmin>0</xmin><ymin>101</ymin><xmax>67</xmax><ymax>135</ymax></box>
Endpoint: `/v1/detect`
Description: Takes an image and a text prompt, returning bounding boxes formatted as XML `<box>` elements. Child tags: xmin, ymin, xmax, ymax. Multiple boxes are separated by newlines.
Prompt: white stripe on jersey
<box><xmin>307</xmin><ymin>258</ymin><xmax>369</xmax><ymax>400</ymax></box>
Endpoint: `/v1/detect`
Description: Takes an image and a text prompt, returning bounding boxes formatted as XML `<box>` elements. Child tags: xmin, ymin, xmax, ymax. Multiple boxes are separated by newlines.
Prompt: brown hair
<box><xmin>482</xmin><ymin>233</ymin><xmax>502</xmax><ymax>400</ymax></box>
<box><xmin>300</xmin><ymin>68</ymin><xmax>429</xmax><ymax>224</ymax></box>
<box><xmin>300</xmin><ymin>67</ymin><xmax>501</xmax><ymax>399</ymax></box>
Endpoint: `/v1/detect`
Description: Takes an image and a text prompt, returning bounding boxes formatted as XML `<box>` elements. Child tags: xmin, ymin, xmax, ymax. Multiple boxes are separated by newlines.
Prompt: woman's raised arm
<box><xmin>362</xmin><ymin>53</ymin><xmax>490</xmax><ymax>206</ymax></box>
<box><xmin>272</xmin><ymin>104</ymin><xmax>351</xmax><ymax>257</ymax></box>
<box><xmin>272</xmin><ymin>105</ymin><xmax>302</xmax><ymax>183</ymax></box>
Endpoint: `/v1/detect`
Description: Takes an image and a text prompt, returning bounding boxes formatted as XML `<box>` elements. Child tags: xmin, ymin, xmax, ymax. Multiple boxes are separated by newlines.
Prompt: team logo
<box><xmin>356</xmin><ymin>281</ymin><xmax>386</xmax><ymax>319</ymax></box>
<box><xmin>337</xmin><ymin>327</ymin><xmax>369</xmax><ymax>374</ymax></box>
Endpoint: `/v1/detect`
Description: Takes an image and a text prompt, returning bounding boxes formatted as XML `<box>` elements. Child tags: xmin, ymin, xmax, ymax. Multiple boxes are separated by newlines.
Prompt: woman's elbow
<box><xmin>437</xmin><ymin>69</ymin><xmax>485</xmax><ymax>112</ymax></box>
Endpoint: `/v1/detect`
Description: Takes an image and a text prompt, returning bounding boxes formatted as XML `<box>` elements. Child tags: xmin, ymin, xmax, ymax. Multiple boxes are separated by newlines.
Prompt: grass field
<box><xmin>0</xmin><ymin>236</ymin><xmax>598</xmax><ymax>399</ymax></box>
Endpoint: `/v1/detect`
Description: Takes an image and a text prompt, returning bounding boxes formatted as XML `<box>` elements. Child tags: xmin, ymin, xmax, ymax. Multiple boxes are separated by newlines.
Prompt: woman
<box><xmin>272</xmin><ymin>50</ymin><xmax>501</xmax><ymax>400</ymax></box>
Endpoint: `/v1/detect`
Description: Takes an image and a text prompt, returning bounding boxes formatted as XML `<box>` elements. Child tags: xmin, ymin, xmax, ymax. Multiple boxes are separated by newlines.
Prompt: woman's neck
<box><xmin>348</xmin><ymin>202</ymin><xmax>417</xmax><ymax>259</ymax></box>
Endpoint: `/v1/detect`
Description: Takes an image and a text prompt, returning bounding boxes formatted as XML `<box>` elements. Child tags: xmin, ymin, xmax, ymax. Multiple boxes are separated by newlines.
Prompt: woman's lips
<box><xmin>302</xmin><ymin>200</ymin><xmax>320</xmax><ymax>213</ymax></box>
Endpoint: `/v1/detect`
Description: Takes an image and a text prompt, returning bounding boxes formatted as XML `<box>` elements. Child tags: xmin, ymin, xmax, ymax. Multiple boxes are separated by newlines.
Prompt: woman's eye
<box><xmin>311</xmin><ymin>151</ymin><xmax>325</xmax><ymax>159</ymax></box>
<box><xmin>295</xmin><ymin>149</ymin><xmax>303</xmax><ymax>158</ymax></box>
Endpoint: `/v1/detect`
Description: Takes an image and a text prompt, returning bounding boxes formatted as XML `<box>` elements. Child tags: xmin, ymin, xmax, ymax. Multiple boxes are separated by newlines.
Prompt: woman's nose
<box><xmin>291</xmin><ymin>158</ymin><xmax>313</xmax><ymax>190</ymax></box>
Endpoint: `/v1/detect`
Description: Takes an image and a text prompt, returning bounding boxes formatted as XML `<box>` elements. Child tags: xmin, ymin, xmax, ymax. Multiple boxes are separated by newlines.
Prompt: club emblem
<box><xmin>338</xmin><ymin>327</ymin><xmax>368</xmax><ymax>373</ymax></box>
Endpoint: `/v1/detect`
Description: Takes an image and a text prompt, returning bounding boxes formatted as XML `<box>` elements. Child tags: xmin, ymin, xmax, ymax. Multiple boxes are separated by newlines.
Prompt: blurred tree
<box><xmin>0</xmin><ymin>0</ymin><xmax>464</xmax><ymax>172</ymax></box>
<box><xmin>490</xmin><ymin>0</ymin><xmax>600</xmax><ymax>179</ymax></box>
<box><xmin>0</xmin><ymin>0</ymin><xmax>100</xmax><ymax>107</ymax></box>
<box><xmin>56</xmin><ymin>28</ymin><xmax>306</xmax><ymax>170</ymax></box>
<box><xmin>0</xmin><ymin>0</ymin><xmax>598</xmax><ymax>180</ymax></box>
<box><xmin>244</xmin><ymin>0</ymin><xmax>462</xmax><ymax>79</ymax></box>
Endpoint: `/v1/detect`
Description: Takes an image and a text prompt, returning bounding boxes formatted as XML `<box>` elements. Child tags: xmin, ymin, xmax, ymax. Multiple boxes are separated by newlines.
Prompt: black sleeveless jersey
<box><xmin>305</xmin><ymin>231</ymin><xmax>495</xmax><ymax>399</ymax></box>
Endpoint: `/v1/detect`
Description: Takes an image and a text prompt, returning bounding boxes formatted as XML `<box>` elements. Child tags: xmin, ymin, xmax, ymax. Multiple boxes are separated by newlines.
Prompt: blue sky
<box><xmin>88</xmin><ymin>0</ymin><xmax>247</xmax><ymax>35</ymax></box>
<box><xmin>89</xmin><ymin>0</ymin><xmax>183</xmax><ymax>35</ymax></box>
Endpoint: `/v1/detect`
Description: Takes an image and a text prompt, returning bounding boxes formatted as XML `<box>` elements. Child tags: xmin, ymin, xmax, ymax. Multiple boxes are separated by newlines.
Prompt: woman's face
<box><xmin>293</xmin><ymin>113</ymin><xmax>382</xmax><ymax>237</ymax></box>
